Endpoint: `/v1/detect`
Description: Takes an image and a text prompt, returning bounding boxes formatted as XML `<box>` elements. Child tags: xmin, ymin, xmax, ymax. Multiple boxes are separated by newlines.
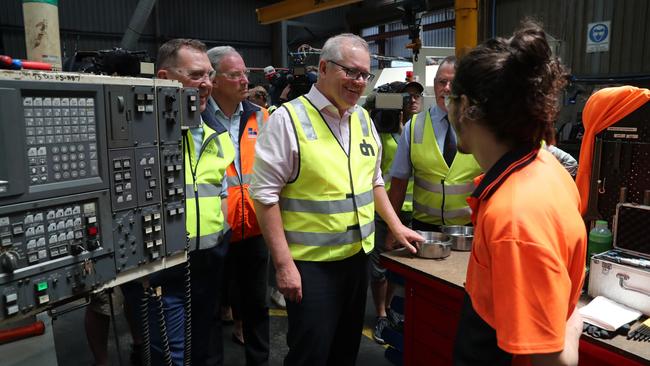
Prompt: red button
<box><xmin>87</xmin><ymin>226</ymin><xmax>98</xmax><ymax>236</ymax></box>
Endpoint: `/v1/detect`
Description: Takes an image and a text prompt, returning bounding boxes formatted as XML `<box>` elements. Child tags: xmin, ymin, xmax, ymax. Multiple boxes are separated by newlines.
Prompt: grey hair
<box><xmin>320</xmin><ymin>33</ymin><xmax>369</xmax><ymax>62</ymax></box>
<box><xmin>435</xmin><ymin>55</ymin><xmax>456</xmax><ymax>78</ymax></box>
<box><xmin>207</xmin><ymin>46</ymin><xmax>239</xmax><ymax>71</ymax></box>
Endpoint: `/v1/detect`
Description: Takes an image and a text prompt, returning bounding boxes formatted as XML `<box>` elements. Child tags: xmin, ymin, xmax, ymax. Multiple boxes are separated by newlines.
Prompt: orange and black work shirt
<box><xmin>456</xmin><ymin>147</ymin><xmax>586</xmax><ymax>366</ymax></box>
<box><xmin>225</xmin><ymin>101</ymin><xmax>269</xmax><ymax>242</ymax></box>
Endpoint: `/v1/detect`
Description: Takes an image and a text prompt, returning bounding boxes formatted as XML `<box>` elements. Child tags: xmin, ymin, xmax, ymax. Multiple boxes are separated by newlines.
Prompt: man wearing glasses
<box><xmin>124</xmin><ymin>39</ymin><xmax>235</xmax><ymax>366</ymax></box>
<box><xmin>387</xmin><ymin>56</ymin><xmax>482</xmax><ymax>234</ymax></box>
<box><xmin>206</xmin><ymin>46</ymin><xmax>270</xmax><ymax>366</ymax></box>
<box><xmin>251</xmin><ymin>33</ymin><xmax>422</xmax><ymax>366</ymax></box>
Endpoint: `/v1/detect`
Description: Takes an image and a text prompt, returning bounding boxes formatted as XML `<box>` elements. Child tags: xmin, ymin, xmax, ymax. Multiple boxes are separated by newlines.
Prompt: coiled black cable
<box><xmin>152</xmin><ymin>288</ymin><xmax>173</xmax><ymax>366</ymax></box>
<box><xmin>183</xmin><ymin>254</ymin><xmax>192</xmax><ymax>366</ymax></box>
<box><xmin>140</xmin><ymin>287</ymin><xmax>152</xmax><ymax>366</ymax></box>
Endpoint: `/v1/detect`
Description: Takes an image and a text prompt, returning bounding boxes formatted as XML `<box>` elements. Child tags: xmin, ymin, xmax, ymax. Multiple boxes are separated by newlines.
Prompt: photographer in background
<box><xmin>364</xmin><ymin>80</ymin><xmax>423</xmax><ymax>344</ymax></box>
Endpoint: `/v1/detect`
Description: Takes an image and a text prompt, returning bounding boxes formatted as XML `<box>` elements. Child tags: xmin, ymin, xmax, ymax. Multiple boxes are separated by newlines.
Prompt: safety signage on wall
<box><xmin>586</xmin><ymin>21</ymin><xmax>611</xmax><ymax>53</ymax></box>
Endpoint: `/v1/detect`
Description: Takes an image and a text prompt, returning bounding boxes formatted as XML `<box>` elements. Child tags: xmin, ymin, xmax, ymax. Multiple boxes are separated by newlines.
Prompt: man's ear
<box><xmin>318</xmin><ymin>59</ymin><xmax>328</xmax><ymax>76</ymax></box>
<box><xmin>157</xmin><ymin>69</ymin><xmax>168</xmax><ymax>79</ymax></box>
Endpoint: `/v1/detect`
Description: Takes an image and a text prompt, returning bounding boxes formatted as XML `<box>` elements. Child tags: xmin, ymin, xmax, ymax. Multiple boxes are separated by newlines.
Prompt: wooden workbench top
<box><xmin>381</xmin><ymin>249</ymin><xmax>650</xmax><ymax>363</ymax></box>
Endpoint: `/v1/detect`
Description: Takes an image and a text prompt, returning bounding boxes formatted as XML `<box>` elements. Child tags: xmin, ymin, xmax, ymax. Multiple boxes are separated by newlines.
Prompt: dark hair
<box><xmin>157</xmin><ymin>38</ymin><xmax>207</xmax><ymax>70</ymax></box>
<box><xmin>452</xmin><ymin>20</ymin><xmax>567</xmax><ymax>149</ymax></box>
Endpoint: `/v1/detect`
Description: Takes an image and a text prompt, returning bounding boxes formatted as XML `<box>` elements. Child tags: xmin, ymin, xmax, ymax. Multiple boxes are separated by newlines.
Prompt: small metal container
<box><xmin>414</xmin><ymin>231</ymin><xmax>452</xmax><ymax>259</ymax></box>
<box><xmin>441</xmin><ymin>225</ymin><xmax>474</xmax><ymax>251</ymax></box>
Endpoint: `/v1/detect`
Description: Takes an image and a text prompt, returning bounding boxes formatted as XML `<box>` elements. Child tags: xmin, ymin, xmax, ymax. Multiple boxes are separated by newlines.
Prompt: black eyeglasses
<box><xmin>327</xmin><ymin>60</ymin><xmax>375</xmax><ymax>82</ymax></box>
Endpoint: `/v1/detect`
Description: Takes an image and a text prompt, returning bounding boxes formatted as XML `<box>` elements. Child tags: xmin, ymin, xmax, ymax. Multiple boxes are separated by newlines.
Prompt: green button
<box><xmin>36</xmin><ymin>281</ymin><xmax>48</xmax><ymax>291</ymax></box>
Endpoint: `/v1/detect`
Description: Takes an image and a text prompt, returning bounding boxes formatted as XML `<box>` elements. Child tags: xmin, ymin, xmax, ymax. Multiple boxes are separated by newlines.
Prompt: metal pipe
<box><xmin>120</xmin><ymin>0</ymin><xmax>157</xmax><ymax>50</ymax></box>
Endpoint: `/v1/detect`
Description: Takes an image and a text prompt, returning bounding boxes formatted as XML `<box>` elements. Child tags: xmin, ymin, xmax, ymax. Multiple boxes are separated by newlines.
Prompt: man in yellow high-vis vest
<box><xmin>388</xmin><ymin>56</ymin><xmax>482</xmax><ymax>234</ymax></box>
<box><xmin>123</xmin><ymin>39</ymin><xmax>234</xmax><ymax>366</ymax></box>
<box><xmin>251</xmin><ymin>33</ymin><xmax>423</xmax><ymax>366</ymax></box>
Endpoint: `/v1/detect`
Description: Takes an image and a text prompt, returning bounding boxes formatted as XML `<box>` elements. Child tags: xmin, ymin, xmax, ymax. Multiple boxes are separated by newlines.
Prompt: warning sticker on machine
<box><xmin>613</xmin><ymin>133</ymin><xmax>639</xmax><ymax>139</ymax></box>
<box><xmin>607</xmin><ymin>126</ymin><xmax>637</xmax><ymax>132</ymax></box>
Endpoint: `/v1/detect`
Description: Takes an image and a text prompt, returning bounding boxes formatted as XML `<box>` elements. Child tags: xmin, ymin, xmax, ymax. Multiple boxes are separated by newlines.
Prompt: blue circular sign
<box><xmin>589</xmin><ymin>24</ymin><xmax>608</xmax><ymax>43</ymax></box>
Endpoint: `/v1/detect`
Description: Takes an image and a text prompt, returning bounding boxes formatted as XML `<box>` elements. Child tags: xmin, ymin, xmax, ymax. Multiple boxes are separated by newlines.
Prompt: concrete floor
<box><xmin>49</xmin><ymin>287</ymin><xmax>395</xmax><ymax>366</ymax></box>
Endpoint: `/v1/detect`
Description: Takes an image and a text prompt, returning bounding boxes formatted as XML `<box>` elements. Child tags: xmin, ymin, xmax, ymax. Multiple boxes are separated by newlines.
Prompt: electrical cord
<box><xmin>152</xmin><ymin>287</ymin><xmax>173</xmax><ymax>366</ymax></box>
<box><xmin>182</xmin><ymin>245</ymin><xmax>192</xmax><ymax>366</ymax></box>
<box><xmin>181</xmin><ymin>130</ymin><xmax>197</xmax><ymax>366</ymax></box>
<box><xmin>140</xmin><ymin>287</ymin><xmax>151</xmax><ymax>366</ymax></box>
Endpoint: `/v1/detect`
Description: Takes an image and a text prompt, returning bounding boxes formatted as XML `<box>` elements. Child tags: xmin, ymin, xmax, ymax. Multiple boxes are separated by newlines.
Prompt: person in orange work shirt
<box><xmin>447</xmin><ymin>21</ymin><xmax>586</xmax><ymax>366</ymax></box>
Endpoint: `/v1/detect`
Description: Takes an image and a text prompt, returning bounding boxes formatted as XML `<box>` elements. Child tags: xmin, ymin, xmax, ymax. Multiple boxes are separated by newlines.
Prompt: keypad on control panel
<box><xmin>23</xmin><ymin>96</ymin><xmax>99</xmax><ymax>185</ymax></box>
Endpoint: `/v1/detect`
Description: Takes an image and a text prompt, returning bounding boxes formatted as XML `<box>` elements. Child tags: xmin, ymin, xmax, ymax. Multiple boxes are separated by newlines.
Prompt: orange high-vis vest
<box><xmin>226</xmin><ymin>107</ymin><xmax>268</xmax><ymax>242</ymax></box>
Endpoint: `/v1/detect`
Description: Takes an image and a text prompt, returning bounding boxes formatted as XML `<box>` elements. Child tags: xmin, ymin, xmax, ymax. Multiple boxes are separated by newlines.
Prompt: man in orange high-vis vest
<box><xmin>207</xmin><ymin>46</ymin><xmax>270</xmax><ymax>366</ymax></box>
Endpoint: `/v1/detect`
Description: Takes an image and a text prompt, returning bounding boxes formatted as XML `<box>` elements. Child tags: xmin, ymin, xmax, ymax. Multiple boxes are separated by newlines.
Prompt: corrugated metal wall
<box><xmin>495</xmin><ymin>0</ymin><xmax>650</xmax><ymax>76</ymax></box>
<box><xmin>1</xmin><ymin>0</ymin><xmax>275</xmax><ymax>68</ymax></box>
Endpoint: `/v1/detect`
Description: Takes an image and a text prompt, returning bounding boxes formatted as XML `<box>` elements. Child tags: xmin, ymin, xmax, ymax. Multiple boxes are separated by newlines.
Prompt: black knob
<box><xmin>0</xmin><ymin>251</ymin><xmax>19</xmax><ymax>273</ymax></box>
<box><xmin>71</xmin><ymin>244</ymin><xmax>85</xmax><ymax>255</ymax></box>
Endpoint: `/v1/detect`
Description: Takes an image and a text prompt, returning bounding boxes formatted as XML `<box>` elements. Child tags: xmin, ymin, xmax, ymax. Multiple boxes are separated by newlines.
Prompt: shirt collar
<box><xmin>209</xmin><ymin>97</ymin><xmax>243</xmax><ymax>119</ymax></box>
<box><xmin>305</xmin><ymin>85</ymin><xmax>356</xmax><ymax>119</ymax></box>
<box><xmin>471</xmin><ymin>147</ymin><xmax>539</xmax><ymax>201</ymax></box>
<box><xmin>429</xmin><ymin>104</ymin><xmax>448</xmax><ymax>123</ymax></box>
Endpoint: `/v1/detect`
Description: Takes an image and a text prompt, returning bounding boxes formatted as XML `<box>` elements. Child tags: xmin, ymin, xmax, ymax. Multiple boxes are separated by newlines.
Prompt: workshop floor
<box><xmin>52</xmin><ymin>287</ymin><xmax>395</xmax><ymax>366</ymax></box>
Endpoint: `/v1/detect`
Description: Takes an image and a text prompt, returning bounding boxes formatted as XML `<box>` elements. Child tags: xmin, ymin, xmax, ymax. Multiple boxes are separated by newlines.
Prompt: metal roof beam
<box><xmin>256</xmin><ymin>0</ymin><xmax>363</xmax><ymax>25</ymax></box>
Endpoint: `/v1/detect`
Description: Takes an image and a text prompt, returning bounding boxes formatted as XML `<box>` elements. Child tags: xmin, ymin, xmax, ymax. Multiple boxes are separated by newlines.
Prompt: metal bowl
<box><xmin>441</xmin><ymin>225</ymin><xmax>474</xmax><ymax>251</ymax></box>
<box><xmin>414</xmin><ymin>231</ymin><xmax>452</xmax><ymax>259</ymax></box>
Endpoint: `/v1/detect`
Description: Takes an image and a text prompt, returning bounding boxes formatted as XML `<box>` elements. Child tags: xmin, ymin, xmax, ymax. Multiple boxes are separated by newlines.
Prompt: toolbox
<box><xmin>588</xmin><ymin>203</ymin><xmax>650</xmax><ymax>316</ymax></box>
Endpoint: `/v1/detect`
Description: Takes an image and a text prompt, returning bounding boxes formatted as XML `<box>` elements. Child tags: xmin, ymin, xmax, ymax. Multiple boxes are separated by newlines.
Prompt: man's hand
<box><xmin>275</xmin><ymin>261</ymin><xmax>303</xmax><ymax>303</ymax></box>
<box><xmin>388</xmin><ymin>224</ymin><xmax>422</xmax><ymax>254</ymax></box>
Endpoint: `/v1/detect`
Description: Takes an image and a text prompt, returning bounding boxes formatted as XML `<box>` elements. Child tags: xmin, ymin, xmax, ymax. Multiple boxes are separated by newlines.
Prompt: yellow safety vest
<box><xmin>380</xmin><ymin>132</ymin><xmax>413</xmax><ymax>213</ymax></box>
<box><xmin>184</xmin><ymin>124</ymin><xmax>235</xmax><ymax>250</ymax></box>
<box><xmin>410</xmin><ymin>110</ymin><xmax>482</xmax><ymax>225</ymax></box>
<box><xmin>280</xmin><ymin>96</ymin><xmax>378</xmax><ymax>261</ymax></box>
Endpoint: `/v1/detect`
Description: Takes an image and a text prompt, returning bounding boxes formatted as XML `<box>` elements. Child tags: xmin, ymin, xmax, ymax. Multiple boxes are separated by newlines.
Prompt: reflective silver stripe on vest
<box><xmin>289</xmin><ymin>99</ymin><xmax>317</xmax><ymax>140</ymax></box>
<box><xmin>414</xmin><ymin>177</ymin><xmax>475</xmax><ymax>195</ymax></box>
<box><xmin>185</xmin><ymin>183</ymin><xmax>222</xmax><ymax>197</ymax></box>
<box><xmin>280</xmin><ymin>189</ymin><xmax>373</xmax><ymax>214</ymax></box>
<box><xmin>413</xmin><ymin>202</ymin><xmax>472</xmax><ymax>219</ymax></box>
<box><xmin>226</xmin><ymin>175</ymin><xmax>240</xmax><ymax>187</ymax></box>
<box><xmin>256</xmin><ymin>110</ymin><xmax>265</xmax><ymax>127</ymax></box>
<box><xmin>225</xmin><ymin>173</ymin><xmax>252</xmax><ymax>187</ymax></box>
<box><xmin>285</xmin><ymin>221</ymin><xmax>375</xmax><ymax>246</ymax></box>
<box><xmin>357</xmin><ymin>109</ymin><xmax>369</xmax><ymax>137</ymax></box>
<box><xmin>188</xmin><ymin>228</ymin><xmax>227</xmax><ymax>251</ymax></box>
<box><xmin>413</xmin><ymin>112</ymin><xmax>427</xmax><ymax>144</ymax></box>
<box><xmin>405</xmin><ymin>193</ymin><xmax>413</xmax><ymax>202</ymax></box>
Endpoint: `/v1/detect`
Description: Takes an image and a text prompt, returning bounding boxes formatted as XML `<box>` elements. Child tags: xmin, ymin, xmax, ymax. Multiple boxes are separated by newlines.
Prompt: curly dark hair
<box><xmin>157</xmin><ymin>38</ymin><xmax>207</xmax><ymax>70</ymax></box>
<box><xmin>451</xmin><ymin>20</ymin><xmax>567</xmax><ymax>149</ymax></box>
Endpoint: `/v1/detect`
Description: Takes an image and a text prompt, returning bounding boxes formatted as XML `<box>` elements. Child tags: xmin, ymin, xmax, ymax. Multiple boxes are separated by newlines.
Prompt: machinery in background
<box><xmin>0</xmin><ymin>69</ymin><xmax>201</xmax><ymax>324</ymax></box>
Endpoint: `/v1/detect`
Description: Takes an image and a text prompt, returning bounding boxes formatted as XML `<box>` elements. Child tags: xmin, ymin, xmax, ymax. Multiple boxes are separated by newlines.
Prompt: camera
<box><xmin>63</xmin><ymin>48</ymin><xmax>152</xmax><ymax>77</ymax></box>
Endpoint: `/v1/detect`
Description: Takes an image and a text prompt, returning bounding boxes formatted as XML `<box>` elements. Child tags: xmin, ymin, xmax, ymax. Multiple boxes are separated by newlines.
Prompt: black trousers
<box><xmin>225</xmin><ymin>235</ymin><xmax>270</xmax><ymax>366</ymax></box>
<box><xmin>285</xmin><ymin>250</ymin><xmax>369</xmax><ymax>366</ymax></box>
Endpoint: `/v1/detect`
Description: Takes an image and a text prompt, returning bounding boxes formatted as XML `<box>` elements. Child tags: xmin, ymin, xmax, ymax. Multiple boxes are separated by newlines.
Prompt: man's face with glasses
<box><xmin>402</xmin><ymin>85</ymin><xmax>423</xmax><ymax>116</ymax></box>
<box><xmin>160</xmin><ymin>46</ymin><xmax>214</xmax><ymax>112</ymax></box>
<box><xmin>212</xmin><ymin>53</ymin><xmax>249</xmax><ymax>104</ymax></box>
<box><xmin>434</xmin><ymin>62</ymin><xmax>455</xmax><ymax>112</ymax></box>
<box><xmin>320</xmin><ymin>42</ymin><xmax>371</xmax><ymax>113</ymax></box>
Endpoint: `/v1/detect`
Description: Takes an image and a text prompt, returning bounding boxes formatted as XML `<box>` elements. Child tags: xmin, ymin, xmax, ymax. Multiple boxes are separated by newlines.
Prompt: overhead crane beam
<box><xmin>256</xmin><ymin>0</ymin><xmax>363</xmax><ymax>25</ymax></box>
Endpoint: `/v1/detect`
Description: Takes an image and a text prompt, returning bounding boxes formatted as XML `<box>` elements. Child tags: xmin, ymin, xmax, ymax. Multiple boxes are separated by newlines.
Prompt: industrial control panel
<box><xmin>0</xmin><ymin>70</ymin><xmax>201</xmax><ymax>322</ymax></box>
